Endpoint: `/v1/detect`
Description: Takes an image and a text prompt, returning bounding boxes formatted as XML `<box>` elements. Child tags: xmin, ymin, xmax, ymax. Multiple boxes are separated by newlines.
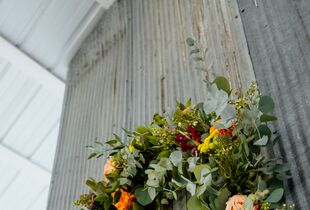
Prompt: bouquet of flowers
<box><xmin>74</xmin><ymin>75</ymin><xmax>294</xmax><ymax>210</ymax></box>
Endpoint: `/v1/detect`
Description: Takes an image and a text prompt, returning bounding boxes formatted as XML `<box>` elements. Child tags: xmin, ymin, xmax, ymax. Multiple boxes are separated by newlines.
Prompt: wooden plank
<box><xmin>237</xmin><ymin>0</ymin><xmax>310</xmax><ymax>208</ymax></box>
<box><xmin>0</xmin><ymin>36</ymin><xmax>65</xmax><ymax>95</ymax></box>
<box><xmin>48</xmin><ymin>0</ymin><xmax>255</xmax><ymax>209</ymax></box>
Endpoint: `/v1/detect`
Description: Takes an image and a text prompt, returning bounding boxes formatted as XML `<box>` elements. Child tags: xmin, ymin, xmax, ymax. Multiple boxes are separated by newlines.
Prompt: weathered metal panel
<box><xmin>48</xmin><ymin>0</ymin><xmax>255</xmax><ymax>209</ymax></box>
<box><xmin>237</xmin><ymin>0</ymin><xmax>310</xmax><ymax>208</ymax></box>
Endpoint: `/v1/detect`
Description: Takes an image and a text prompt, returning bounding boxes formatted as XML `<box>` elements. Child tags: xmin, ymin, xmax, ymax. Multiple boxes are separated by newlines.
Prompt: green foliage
<box><xmin>212</xmin><ymin>76</ymin><xmax>231</xmax><ymax>95</ymax></box>
<box><xmin>135</xmin><ymin>187</ymin><xmax>153</xmax><ymax>206</ymax></box>
<box><xmin>259</xmin><ymin>96</ymin><xmax>275</xmax><ymax>114</ymax></box>
<box><xmin>213</xmin><ymin>188</ymin><xmax>231</xmax><ymax>210</ymax></box>
<box><xmin>77</xmin><ymin>75</ymin><xmax>291</xmax><ymax>210</ymax></box>
<box><xmin>266</xmin><ymin>188</ymin><xmax>284</xmax><ymax>203</ymax></box>
<box><xmin>186</xmin><ymin>37</ymin><xmax>195</xmax><ymax>46</ymax></box>
<box><xmin>260</xmin><ymin>114</ymin><xmax>277</xmax><ymax>122</ymax></box>
<box><xmin>187</xmin><ymin>196</ymin><xmax>210</xmax><ymax>210</ymax></box>
<box><xmin>186</xmin><ymin>37</ymin><xmax>207</xmax><ymax>64</ymax></box>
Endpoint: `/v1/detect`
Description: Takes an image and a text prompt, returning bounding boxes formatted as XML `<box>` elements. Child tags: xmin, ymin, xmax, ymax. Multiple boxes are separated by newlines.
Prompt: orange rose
<box><xmin>113</xmin><ymin>189</ymin><xmax>135</xmax><ymax>210</ymax></box>
<box><xmin>103</xmin><ymin>158</ymin><xmax>117</xmax><ymax>182</ymax></box>
<box><xmin>225</xmin><ymin>195</ymin><xmax>258</xmax><ymax>210</ymax></box>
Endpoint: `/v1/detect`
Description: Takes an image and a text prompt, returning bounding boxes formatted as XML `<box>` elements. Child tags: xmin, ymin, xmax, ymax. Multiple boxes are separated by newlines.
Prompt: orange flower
<box><xmin>218</xmin><ymin>123</ymin><xmax>236</xmax><ymax>136</ymax></box>
<box><xmin>113</xmin><ymin>189</ymin><xmax>135</xmax><ymax>210</ymax></box>
<box><xmin>209</xmin><ymin>126</ymin><xmax>217</xmax><ymax>134</ymax></box>
<box><xmin>225</xmin><ymin>195</ymin><xmax>258</xmax><ymax>210</ymax></box>
<box><xmin>103</xmin><ymin>158</ymin><xmax>118</xmax><ymax>182</ymax></box>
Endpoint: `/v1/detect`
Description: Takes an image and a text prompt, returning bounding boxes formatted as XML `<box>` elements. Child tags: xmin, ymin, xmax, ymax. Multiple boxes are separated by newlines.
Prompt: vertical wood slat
<box><xmin>47</xmin><ymin>0</ymin><xmax>254</xmax><ymax>209</ymax></box>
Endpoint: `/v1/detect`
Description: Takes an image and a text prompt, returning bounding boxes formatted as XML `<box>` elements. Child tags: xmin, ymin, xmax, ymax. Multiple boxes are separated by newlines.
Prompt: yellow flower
<box><xmin>182</xmin><ymin>107</ymin><xmax>190</xmax><ymax>113</ymax></box>
<box><xmin>198</xmin><ymin>126</ymin><xmax>218</xmax><ymax>154</ymax></box>
<box><xmin>129</xmin><ymin>144</ymin><xmax>135</xmax><ymax>153</ymax></box>
<box><xmin>112</xmin><ymin>189</ymin><xmax>135</xmax><ymax>210</ymax></box>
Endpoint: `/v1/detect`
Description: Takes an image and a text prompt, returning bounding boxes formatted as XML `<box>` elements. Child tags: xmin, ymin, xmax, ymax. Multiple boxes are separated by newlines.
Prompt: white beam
<box><xmin>0</xmin><ymin>36</ymin><xmax>64</xmax><ymax>96</ymax></box>
<box><xmin>54</xmin><ymin>2</ymin><xmax>104</xmax><ymax>79</ymax></box>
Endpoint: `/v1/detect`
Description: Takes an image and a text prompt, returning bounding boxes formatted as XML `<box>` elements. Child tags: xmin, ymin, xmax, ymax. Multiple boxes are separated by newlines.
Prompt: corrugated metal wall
<box><xmin>238</xmin><ymin>0</ymin><xmax>310</xmax><ymax>209</ymax></box>
<box><xmin>48</xmin><ymin>0</ymin><xmax>255</xmax><ymax>209</ymax></box>
<box><xmin>48</xmin><ymin>0</ymin><xmax>310</xmax><ymax>209</ymax></box>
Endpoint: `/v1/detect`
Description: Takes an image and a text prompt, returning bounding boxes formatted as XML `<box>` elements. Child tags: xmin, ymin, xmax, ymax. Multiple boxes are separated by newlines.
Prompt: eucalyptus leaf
<box><xmin>96</xmin><ymin>153</ymin><xmax>103</xmax><ymax>158</ymax></box>
<box><xmin>113</xmin><ymin>145</ymin><xmax>125</xmax><ymax>150</ymax></box>
<box><xmin>190</xmin><ymin>49</ymin><xmax>200</xmax><ymax>54</ymax></box>
<box><xmin>94</xmin><ymin>193</ymin><xmax>108</xmax><ymax>202</ymax></box>
<box><xmin>186</xmin><ymin>181</ymin><xmax>196</xmax><ymax>196</ymax></box>
<box><xmin>113</xmin><ymin>134</ymin><xmax>122</xmax><ymax>141</ymax></box>
<box><xmin>276</xmin><ymin>173</ymin><xmax>292</xmax><ymax>181</ymax></box>
<box><xmin>260</xmin><ymin>114</ymin><xmax>277</xmax><ymax>122</ymax></box>
<box><xmin>186</xmin><ymin>37</ymin><xmax>195</xmax><ymax>46</ymax></box>
<box><xmin>135</xmin><ymin>126</ymin><xmax>149</xmax><ymax>134</ymax></box>
<box><xmin>204</xmin><ymin>84</ymin><xmax>229</xmax><ymax>116</ymax></box>
<box><xmin>87</xmin><ymin>152</ymin><xmax>97</xmax><ymax>160</ymax></box>
<box><xmin>135</xmin><ymin>187</ymin><xmax>153</xmax><ymax>206</ymax></box>
<box><xmin>219</xmin><ymin>104</ymin><xmax>236</xmax><ymax>126</ymax></box>
<box><xmin>148</xmin><ymin>187</ymin><xmax>157</xmax><ymax>200</ymax></box>
<box><xmin>266</xmin><ymin>188</ymin><xmax>284</xmax><ymax>203</ymax></box>
<box><xmin>254</xmin><ymin>135</ymin><xmax>268</xmax><ymax>146</ymax></box>
<box><xmin>273</xmin><ymin>163</ymin><xmax>290</xmax><ymax>173</ymax></box>
<box><xmin>187</xmin><ymin>157</ymin><xmax>199</xmax><ymax>172</ymax></box>
<box><xmin>272</xmin><ymin>135</ymin><xmax>280</xmax><ymax>145</ymax></box>
<box><xmin>187</xmin><ymin>196</ymin><xmax>209</xmax><ymax>210</ymax></box>
<box><xmin>132</xmin><ymin>202</ymin><xmax>144</xmax><ymax>210</ymax></box>
<box><xmin>172</xmin><ymin>191</ymin><xmax>177</xmax><ymax>200</ymax></box>
<box><xmin>169</xmin><ymin>151</ymin><xmax>182</xmax><ymax>167</ymax></box>
<box><xmin>193</xmin><ymin>165</ymin><xmax>212</xmax><ymax>197</ymax></box>
<box><xmin>105</xmin><ymin>139</ymin><xmax>118</xmax><ymax>145</ymax></box>
<box><xmin>85</xmin><ymin>178</ymin><xmax>98</xmax><ymax>192</ymax></box>
<box><xmin>213</xmin><ymin>188</ymin><xmax>231</xmax><ymax>210</ymax></box>
<box><xmin>171</xmin><ymin>179</ymin><xmax>185</xmax><ymax>188</ymax></box>
<box><xmin>103</xmin><ymin>196</ymin><xmax>112</xmax><ymax>210</ymax></box>
<box><xmin>212</xmin><ymin>76</ymin><xmax>231</xmax><ymax>94</ymax></box>
<box><xmin>259</xmin><ymin>96</ymin><xmax>275</xmax><ymax>113</ymax></box>
<box><xmin>257</xmin><ymin>176</ymin><xmax>267</xmax><ymax>191</ymax></box>
<box><xmin>120</xmin><ymin>178</ymin><xmax>131</xmax><ymax>185</ymax></box>
<box><xmin>257</xmin><ymin>124</ymin><xmax>271</xmax><ymax>137</ymax></box>
<box><xmin>193</xmin><ymin>164</ymin><xmax>210</xmax><ymax>181</ymax></box>
<box><xmin>193</xmin><ymin>57</ymin><xmax>203</xmax><ymax>61</ymax></box>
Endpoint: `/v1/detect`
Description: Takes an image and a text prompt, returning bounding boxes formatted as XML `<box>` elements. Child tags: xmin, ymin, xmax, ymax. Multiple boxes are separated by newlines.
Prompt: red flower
<box><xmin>176</xmin><ymin>134</ymin><xmax>189</xmax><ymax>142</ymax></box>
<box><xmin>180</xmin><ymin>142</ymin><xmax>194</xmax><ymax>152</ymax></box>
<box><xmin>187</xmin><ymin>126</ymin><xmax>201</xmax><ymax>142</ymax></box>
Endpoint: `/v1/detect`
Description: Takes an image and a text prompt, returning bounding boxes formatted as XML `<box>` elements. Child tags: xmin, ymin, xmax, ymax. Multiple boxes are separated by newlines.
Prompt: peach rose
<box><xmin>225</xmin><ymin>195</ymin><xmax>258</xmax><ymax>210</ymax></box>
<box><xmin>103</xmin><ymin>158</ymin><xmax>117</xmax><ymax>182</ymax></box>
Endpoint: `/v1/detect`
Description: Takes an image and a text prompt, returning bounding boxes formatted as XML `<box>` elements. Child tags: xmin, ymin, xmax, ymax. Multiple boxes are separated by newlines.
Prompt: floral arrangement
<box><xmin>74</xmin><ymin>75</ymin><xmax>294</xmax><ymax>210</ymax></box>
